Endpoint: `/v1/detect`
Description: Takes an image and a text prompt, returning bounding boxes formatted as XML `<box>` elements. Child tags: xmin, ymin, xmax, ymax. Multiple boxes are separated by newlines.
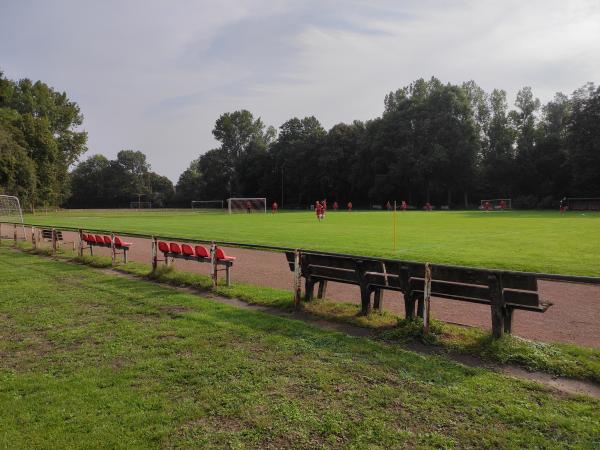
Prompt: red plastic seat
<box><xmin>195</xmin><ymin>245</ymin><xmax>210</xmax><ymax>258</ymax></box>
<box><xmin>158</xmin><ymin>241</ymin><xmax>170</xmax><ymax>253</ymax></box>
<box><xmin>215</xmin><ymin>247</ymin><xmax>236</xmax><ymax>261</ymax></box>
<box><xmin>114</xmin><ymin>236</ymin><xmax>131</xmax><ymax>248</ymax></box>
<box><xmin>181</xmin><ymin>244</ymin><xmax>194</xmax><ymax>256</ymax></box>
<box><xmin>169</xmin><ymin>242</ymin><xmax>182</xmax><ymax>254</ymax></box>
<box><xmin>95</xmin><ymin>235</ymin><xmax>104</xmax><ymax>244</ymax></box>
<box><xmin>103</xmin><ymin>235</ymin><xmax>112</xmax><ymax>245</ymax></box>
<box><xmin>85</xmin><ymin>234</ymin><xmax>94</xmax><ymax>243</ymax></box>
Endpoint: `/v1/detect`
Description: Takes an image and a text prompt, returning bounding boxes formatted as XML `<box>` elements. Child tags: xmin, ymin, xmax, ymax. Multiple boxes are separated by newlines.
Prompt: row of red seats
<box><xmin>82</xmin><ymin>233</ymin><xmax>131</xmax><ymax>248</ymax></box>
<box><xmin>157</xmin><ymin>241</ymin><xmax>235</xmax><ymax>261</ymax></box>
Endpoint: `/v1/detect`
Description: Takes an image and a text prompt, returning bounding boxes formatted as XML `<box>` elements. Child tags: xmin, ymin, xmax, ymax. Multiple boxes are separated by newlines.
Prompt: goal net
<box><xmin>566</xmin><ymin>198</ymin><xmax>600</xmax><ymax>211</ymax></box>
<box><xmin>0</xmin><ymin>195</ymin><xmax>26</xmax><ymax>238</ymax></box>
<box><xmin>130</xmin><ymin>201</ymin><xmax>152</xmax><ymax>209</ymax></box>
<box><xmin>191</xmin><ymin>200</ymin><xmax>224</xmax><ymax>211</ymax></box>
<box><xmin>480</xmin><ymin>198</ymin><xmax>511</xmax><ymax>210</ymax></box>
<box><xmin>227</xmin><ymin>198</ymin><xmax>267</xmax><ymax>214</ymax></box>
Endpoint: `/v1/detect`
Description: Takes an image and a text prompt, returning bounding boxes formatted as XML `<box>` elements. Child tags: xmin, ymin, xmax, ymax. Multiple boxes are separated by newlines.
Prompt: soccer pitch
<box><xmin>23</xmin><ymin>209</ymin><xmax>600</xmax><ymax>276</ymax></box>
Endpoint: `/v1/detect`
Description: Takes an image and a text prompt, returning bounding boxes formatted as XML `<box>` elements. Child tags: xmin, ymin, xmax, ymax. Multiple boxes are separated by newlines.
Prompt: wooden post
<box><xmin>317</xmin><ymin>280</ymin><xmax>328</xmax><ymax>299</ymax></box>
<box><xmin>151</xmin><ymin>236</ymin><xmax>157</xmax><ymax>271</ymax></box>
<box><xmin>13</xmin><ymin>223</ymin><xmax>17</xmax><ymax>247</ymax></box>
<box><xmin>78</xmin><ymin>229</ymin><xmax>84</xmax><ymax>257</ymax></box>
<box><xmin>210</xmin><ymin>241</ymin><xmax>217</xmax><ymax>287</ymax></box>
<box><xmin>0</xmin><ymin>223</ymin><xmax>2</xmax><ymax>245</ymax></box>
<box><xmin>32</xmin><ymin>226</ymin><xmax>36</xmax><ymax>249</ymax></box>
<box><xmin>488</xmin><ymin>273</ymin><xmax>505</xmax><ymax>339</ymax></box>
<box><xmin>110</xmin><ymin>232</ymin><xmax>116</xmax><ymax>265</ymax></box>
<box><xmin>225</xmin><ymin>265</ymin><xmax>231</xmax><ymax>286</ymax></box>
<box><xmin>293</xmin><ymin>249</ymin><xmax>302</xmax><ymax>309</ymax></box>
<box><xmin>373</xmin><ymin>289</ymin><xmax>384</xmax><ymax>311</ymax></box>
<box><xmin>51</xmin><ymin>228</ymin><xmax>57</xmax><ymax>256</ymax></box>
<box><xmin>423</xmin><ymin>263</ymin><xmax>432</xmax><ymax>335</ymax></box>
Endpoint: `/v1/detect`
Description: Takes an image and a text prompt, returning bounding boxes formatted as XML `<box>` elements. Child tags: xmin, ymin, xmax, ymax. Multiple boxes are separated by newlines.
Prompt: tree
<box><xmin>568</xmin><ymin>83</ymin><xmax>600</xmax><ymax>195</ymax></box>
<box><xmin>0</xmin><ymin>124</ymin><xmax>36</xmax><ymax>206</ymax></box>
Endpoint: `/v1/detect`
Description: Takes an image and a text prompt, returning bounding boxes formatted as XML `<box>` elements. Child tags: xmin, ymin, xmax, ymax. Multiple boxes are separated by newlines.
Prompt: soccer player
<box><xmin>333</xmin><ymin>201</ymin><xmax>339</xmax><ymax>211</ymax></box>
<box><xmin>484</xmin><ymin>201</ymin><xmax>492</xmax><ymax>211</ymax></box>
<box><xmin>401</xmin><ymin>200</ymin><xmax>407</xmax><ymax>211</ymax></box>
<box><xmin>272</xmin><ymin>201</ymin><xmax>278</xmax><ymax>213</ymax></box>
<box><xmin>347</xmin><ymin>201</ymin><xmax>353</xmax><ymax>212</ymax></box>
<box><xmin>315</xmin><ymin>201</ymin><xmax>323</xmax><ymax>221</ymax></box>
<box><xmin>559</xmin><ymin>197</ymin><xmax>567</xmax><ymax>213</ymax></box>
<box><xmin>424</xmin><ymin>202</ymin><xmax>432</xmax><ymax>211</ymax></box>
<box><xmin>246</xmin><ymin>201</ymin><xmax>252</xmax><ymax>214</ymax></box>
<box><xmin>499</xmin><ymin>199</ymin><xmax>506</xmax><ymax>211</ymax></box>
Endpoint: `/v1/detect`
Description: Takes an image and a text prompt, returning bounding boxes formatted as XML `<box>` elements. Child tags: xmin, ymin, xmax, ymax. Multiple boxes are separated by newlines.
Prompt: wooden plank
<box><xmin>430</xmin><ymin>266</ymin><xmax>489</xmax><ymax>285</ymax></box>
<box><xmin>503</xmin><ymin>289</ymin><xmax>540</xmax><ymax>307</ymax></box>
<box><xmin>410</xmin><ymin>279</ymin><xmax>490</xmax><ymax>300</ymax></box>
<box><xmin>306</xmin><ymin>265</ymin><xmax>358</xmax><ymax>283</ymax></box>
<box><xmin>501</xmin><ymin>273</ymin><xmax>537</xmax><ymax>291</ymax></box>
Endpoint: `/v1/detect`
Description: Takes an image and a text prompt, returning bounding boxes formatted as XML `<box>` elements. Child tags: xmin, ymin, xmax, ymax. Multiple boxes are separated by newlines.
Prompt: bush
<box><xmin>537</xmin><ymin>195</ymin><xmax>556</xmax><ymax>209</ymax></box>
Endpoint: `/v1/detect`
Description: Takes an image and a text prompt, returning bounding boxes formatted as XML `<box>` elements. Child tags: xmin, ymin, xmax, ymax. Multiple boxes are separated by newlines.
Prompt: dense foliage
<box><xmin>0</xmin><ymin>70</ymin><xmax>87</xmax><ymax>209</ymax></box>
<box><xmin>177</xmin><ymin>78</ymin><xmax>600</xmax><ymax>209</ymax></box>
<box><xmin>1</xmin><ymin>69</ymin><xmax>599</xmax><ymax>209</ymax></box>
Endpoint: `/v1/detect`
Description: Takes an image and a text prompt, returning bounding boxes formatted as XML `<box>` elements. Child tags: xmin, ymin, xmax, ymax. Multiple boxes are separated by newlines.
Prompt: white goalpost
<box><xmin>0</xmin><ymin>195</ymin><xmax>26</xmax><ymax>238</ymax></box>
<box><xmin>227</xmin><ymin>198</ymin><xmax>267</xmax><ymax>214</ymax></box>
<box><xmin>130</xmin><ymin>201</ymin><xmax>152</xmax><ymax>209</ymax></box>
<box><xmin>480</xmin><ymin>198</ymin><xmax>512</xmax><ymax>210</ymax></box>
<box><xmin>191</xmin><ymin>200</ymin><xmax>224</xmax><ymax>211</ymax></box>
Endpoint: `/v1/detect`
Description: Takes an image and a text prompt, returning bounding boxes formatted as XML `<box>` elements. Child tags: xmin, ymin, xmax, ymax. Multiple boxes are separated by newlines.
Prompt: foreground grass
<box><xmin>1</xmin><ymin>248</ymin><xmax>599</xmax><ymax>448</ymax></box>
<box><xmin>11</xmin><ymin>241</ymin><xmax>600</xmax><ymax>384</ymax></box>
<box><xmin>23</xmin><ymin>209</ymin><xmax>600</xmax><ymax>276</ymax></box>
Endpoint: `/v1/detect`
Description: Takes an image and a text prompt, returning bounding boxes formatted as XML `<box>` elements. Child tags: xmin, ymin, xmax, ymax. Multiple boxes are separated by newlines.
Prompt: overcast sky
<box><xmin>1</xmin><ymin>0</ymin><xmax>599</xmax><ymax>181</ymax></box>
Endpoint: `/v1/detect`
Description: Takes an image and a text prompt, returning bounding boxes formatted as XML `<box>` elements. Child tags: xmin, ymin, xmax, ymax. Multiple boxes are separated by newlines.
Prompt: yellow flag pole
<box><xmin>393</xmin><ymin>200</ymin><xmax>397</xmax><ymax>251</ymax></box>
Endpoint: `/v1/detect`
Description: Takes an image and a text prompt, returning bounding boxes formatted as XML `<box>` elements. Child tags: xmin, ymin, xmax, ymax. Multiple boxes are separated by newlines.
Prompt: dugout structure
<box><xmin>0</xmin><ymin>195</ymin><xmax>26</xmax><ymax>238</ymax></box>
<box><xmin>191</xmin><ymin>200</ymin><xmax>224</xmax><ymax>211</ymax></box>
<box><xmin>130</xmin><ymin>201</ymin><xmax>152</xmax><ymax>209</ymax></box>
<box><xmin>566</xmin><ymin>198</ymin><xmax>600</xmax><ymax>211</ymax></box>
<box><xmin>227</xmin><ymin>198</ymin><xmax>267</xmax><ymax>214</ymax></box>
<box><xmin>480</xmin><ymin>199</ymin><xmax>512</xmax><ymax>210</ymax></box>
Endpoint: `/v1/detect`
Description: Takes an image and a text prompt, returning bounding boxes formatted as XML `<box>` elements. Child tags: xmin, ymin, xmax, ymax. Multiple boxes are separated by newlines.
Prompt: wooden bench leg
<box><xmin>304</xmin><ymin>278</ymin><xmax>315</xmax><ymax>301</ymax></box>
<box><xmin>373</xmin><ymin>289</ymin><xmax>383</xmax><ymax>311</ymax></box>
<box><xmin>317</xmin><ymin>280</ymin><xmax>327</xmax><ymax>299</ymax></box>
<box><xmin>226</xmin><ymin>265</ymin><xmax>231</xmax><ymax>286</ymax></box>
<box><xmin>359</xmin><ymin>285</ymin><xmax>372</xmax><ymax>316</ymax></box>
<box><xmin>416</xmin><ymin>297</ymin><xmax>424</xmax><ymax>318</ymax></box>
<box><xmin>503</xmin><ymin>307</ymin><xmax>514</xmax><ymax>334</ymax></box>
<box><xmin>124</xmin><ymin>249</ymin><xmax>128</xmax><ymax>264</ymax></box>
<box><xmin>488</xmin><ymin>274</ymin><xmax>505</xmax><ymax>339</ymax></box>
<box><xmin>404</xmin><ymin>292</ymin><xmax>416</xmax><ymax>320</ymax></box>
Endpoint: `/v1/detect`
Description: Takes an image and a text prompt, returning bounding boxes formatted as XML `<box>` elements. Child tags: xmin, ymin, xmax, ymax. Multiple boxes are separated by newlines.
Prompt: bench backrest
<box><xmin>285</xmin><ymin>251</ymin><xmax>541</xmax><ymax>309</ymax></box>
<box><xmin>41</xmin><ymin>229</ymin><xmax>63</xmax><ymax>240</ymax></box>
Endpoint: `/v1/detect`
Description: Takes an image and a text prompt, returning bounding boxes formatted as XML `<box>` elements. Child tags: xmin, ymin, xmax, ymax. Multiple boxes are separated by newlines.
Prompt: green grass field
<box><xmin>1</xmin><ymin>247</ymin><xmax>599</xmax><ymax>447</ymax></box>
<box><xmin>23</xmin><ymin>209</ymin><xmax>600</xmax><ymax>276</ymax></box>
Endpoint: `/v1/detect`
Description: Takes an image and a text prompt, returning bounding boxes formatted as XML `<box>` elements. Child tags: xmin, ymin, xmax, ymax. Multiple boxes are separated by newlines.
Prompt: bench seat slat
<box><xmin>410</xmin><ymin>279</ymin><xmax>490</xmax><ymax>300</ymax></box>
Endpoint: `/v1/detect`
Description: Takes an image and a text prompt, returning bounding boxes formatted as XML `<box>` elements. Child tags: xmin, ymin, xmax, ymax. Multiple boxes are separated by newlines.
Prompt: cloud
<box><xmin>1</xmin><ymin>0</ymin><xmax>599</xmax><ymax>181</ymax></box>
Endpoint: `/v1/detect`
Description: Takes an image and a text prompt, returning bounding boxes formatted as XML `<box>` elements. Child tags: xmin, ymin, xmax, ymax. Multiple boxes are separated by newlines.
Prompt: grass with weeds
<box><xmin>6</xmin><ymin>242</ymin><xmax>600</xmax><ymax>384</ymax></box>
<box><xmin>1</xmin><ymin>247</ymin><xmax>600</xmax><ymax>448</ymax></box>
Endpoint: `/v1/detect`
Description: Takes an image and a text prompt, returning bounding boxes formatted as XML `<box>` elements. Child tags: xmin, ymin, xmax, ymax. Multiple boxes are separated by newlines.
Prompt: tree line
<box><xmin>1</xmin><ymin>70</ymin><xmax>599</xmax><ymax>210</ymax></box>
<box><xmin>176</xmin><ymin>78</ymin><xmax>600</xmax><ymax>209</ymax></box>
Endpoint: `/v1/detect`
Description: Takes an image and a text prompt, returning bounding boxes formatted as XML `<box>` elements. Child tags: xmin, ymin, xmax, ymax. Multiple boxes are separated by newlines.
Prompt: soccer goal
<box><xmin>130</xmin><ymin>201</ymin><xmax>152</xmax><ymax>209</ymax></box>
<box><xmin>227</xmin><ymin>198</ymin><xmax>267</xmax><ymax>214</ymax></box>
<box><xmin>191</xmin><ymin>200</ymin><xmax>224</xmax><ymax>211</ymax></box>
<box><xmin>480</xmin><ymin>198</ymin><xmax>511</xmax><ymax>210</ymax></box>
<box><xmin>0</xmin><ymin>195</ymin><xmax>26</xmax><ymax>238</ymax></box>
<box><xmin>566</xmin><ymin>198</ymin><xmax>600</xmax><ymax>211</ymax></box>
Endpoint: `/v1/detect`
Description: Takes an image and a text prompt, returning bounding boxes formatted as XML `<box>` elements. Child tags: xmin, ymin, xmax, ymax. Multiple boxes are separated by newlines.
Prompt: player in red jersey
<box><xmin>401</xmin><ymin>200</ymin><xmax>407</xmax><ymax>211</ymax></box>
<box><xmin>347</xmin><ymin>201</ymin><xmax>353</xmax><ymax>212</ymax></box>
<box><xmin>424</xmin><ymin>202</ymin><xmax>432</xmax><ymax>211</ymax></box>
<box><xmin>315</xmin><ymin>201</ymin><xmax>323</xmax><ymax>221</ymax></box>
<box><xmin>333</xmin><ymin>201</ymin><xmax>339</xmax><ymax>211</ymax></box>
<box><xmin>246</xmin><ymin>201</ymin><xmax>252</xmax><ymax>213</ymax></box>
<box><xmin>484</xmin><ymin>201</ymin><xmax>492</xmax><ymax>211</ymax></box>
<box><xmin>272</xmin><ymin>201</ymin><xmax>278</xmax><ymax>213</ymax></box>
<box><xmin>499</xmin><ymin>199</ymin><xmax>506</xmax><ymax>211</ymax></box>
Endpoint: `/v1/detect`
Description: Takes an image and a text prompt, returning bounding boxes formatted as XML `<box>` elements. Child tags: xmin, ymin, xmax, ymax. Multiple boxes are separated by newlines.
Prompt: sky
<box><xmin>1</xmin><ymin>0</ymin><xmax>599</xmax><ymax>181</ymax></box>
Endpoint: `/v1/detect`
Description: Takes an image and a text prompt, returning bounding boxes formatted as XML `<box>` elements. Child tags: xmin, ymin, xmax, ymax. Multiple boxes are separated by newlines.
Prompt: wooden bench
<box><xmin>40</xmin><ymin>228</ymin><xmax>75</xmax><ymax>251</ymax></box>
<box><xmin>81</xmin><ymin>233</ymin><xmax>132</xmax><ymax>263</ymax></box>
<box><xmin>156</xmin><ymin>241</ymin><xmax>236</xmax><ymax>286</ymax></box>
<box><xmin>285</xmin><ymin>251</ymin><xmax>551</xmax><ymax>338</ymax></box>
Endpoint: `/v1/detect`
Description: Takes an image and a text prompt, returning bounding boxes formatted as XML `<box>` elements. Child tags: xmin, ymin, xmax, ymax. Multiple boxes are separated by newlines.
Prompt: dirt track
<box><xmin>19</xmin><ymin>228</ymin><xmax>600</xmax><ymax>348</ymax></box>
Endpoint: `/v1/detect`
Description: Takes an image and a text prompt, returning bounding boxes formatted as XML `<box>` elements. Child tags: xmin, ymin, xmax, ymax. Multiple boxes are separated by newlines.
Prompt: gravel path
<box><xmin>19</xmin><ymin>227</ymin><xmax>600</xmax><ymax>348</ymax></box>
